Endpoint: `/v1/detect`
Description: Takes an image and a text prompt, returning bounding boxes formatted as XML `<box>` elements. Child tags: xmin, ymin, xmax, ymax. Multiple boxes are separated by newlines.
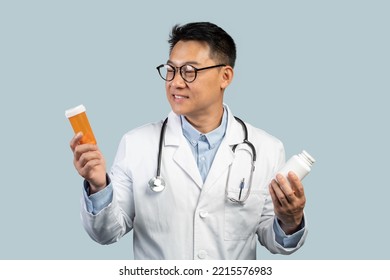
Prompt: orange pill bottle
<box><xmin>65</xmin><ymin>104</ymin><xmax>97</xmax><ymax>144</ymax></box>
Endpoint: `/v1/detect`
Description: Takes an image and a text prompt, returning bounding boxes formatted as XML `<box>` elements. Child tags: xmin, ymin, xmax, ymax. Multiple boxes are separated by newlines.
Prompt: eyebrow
<box><xmin>166</xmin><ymin>60</ymin><xmax>201</xmax><ymax>66</ymax></box>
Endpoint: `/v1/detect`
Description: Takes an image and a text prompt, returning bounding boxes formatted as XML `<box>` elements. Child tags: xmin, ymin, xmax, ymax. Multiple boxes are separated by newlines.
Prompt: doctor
<box><xmin>70</xmin><ymin>22</ymin><xmax>308</xmax><ymax>259</ymax></box>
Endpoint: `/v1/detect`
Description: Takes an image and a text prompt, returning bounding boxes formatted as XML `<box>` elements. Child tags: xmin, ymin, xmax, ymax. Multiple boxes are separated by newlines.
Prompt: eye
<box><xmin>165</xmin><ymin>65</ymin><xmax>174</xmax><ymax>71</ymax></box>
<box><xmin>182</xmin><ymin>66</ymin><xmax>196</xmax><ymax>78</ymax></box>
<box><xmin>182</xmin><ymin>65</ymin><xmax>195</xmax><ymax>73</ymax></box>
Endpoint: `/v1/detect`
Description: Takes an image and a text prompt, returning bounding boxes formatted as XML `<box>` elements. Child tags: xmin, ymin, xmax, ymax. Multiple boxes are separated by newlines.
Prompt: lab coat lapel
<box><xmin>203</xmin><ymin>143</ymin><xmax>234</xmax><ymax>189</ymax></box>
<box><xmin>164</xmin><ymin>111</ymin><xmax>203</xmax><ymax>189</ymax></box>
<box><xmin>203</xmin><ymin>108</ymin><xmax>243</xmax><ymax>190</ymax></box>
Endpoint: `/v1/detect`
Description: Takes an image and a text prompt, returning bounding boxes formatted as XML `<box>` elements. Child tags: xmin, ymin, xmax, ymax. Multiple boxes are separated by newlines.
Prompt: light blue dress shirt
<box><xmin>180</xmin><ymin>109</ymin><xmax>228</xmax><ymax>182</ymax></box>
<box><xmin>84</xmin><ymin>108</ymin><xmax>305</xmax><ymax>248</ymax></box>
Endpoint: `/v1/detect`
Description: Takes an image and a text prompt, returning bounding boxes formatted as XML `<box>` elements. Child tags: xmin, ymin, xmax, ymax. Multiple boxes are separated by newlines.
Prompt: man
<box><xmin>70</xmin><ymin>22</ymin><xmax>307</xmax><ymax>259</ymax></box>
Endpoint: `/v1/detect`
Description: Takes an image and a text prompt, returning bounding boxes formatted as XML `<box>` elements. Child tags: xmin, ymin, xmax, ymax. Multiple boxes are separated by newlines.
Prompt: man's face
<box><xmin>166</xmin><ymin>40</ymin><xmax>226</xmax><ymax>121</ymax></box>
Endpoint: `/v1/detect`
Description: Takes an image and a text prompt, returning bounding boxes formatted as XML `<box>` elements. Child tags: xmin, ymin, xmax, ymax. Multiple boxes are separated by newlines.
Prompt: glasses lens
<box><xmin>181</xmin><ymin>65</ymin><xmax>196</xmax><ymax>82</ymax></box>
<box><xmin>158</xmin><ymin>64</ymin><xmax>175</xmax><ymax>81</ymax></box>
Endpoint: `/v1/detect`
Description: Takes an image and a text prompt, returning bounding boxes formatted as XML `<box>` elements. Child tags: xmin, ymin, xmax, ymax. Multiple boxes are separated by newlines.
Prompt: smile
<box><xmin>173</xmin><ymin>95</ymin><xmax>189</xmax><ymax>99</ymax></box>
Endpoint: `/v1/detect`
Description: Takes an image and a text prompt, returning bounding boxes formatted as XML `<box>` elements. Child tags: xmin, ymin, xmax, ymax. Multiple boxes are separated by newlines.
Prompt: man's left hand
<box><xmin>269</xmin><ymin>172</ymin><xmax>306</xmax><ymax>235</ymax></box>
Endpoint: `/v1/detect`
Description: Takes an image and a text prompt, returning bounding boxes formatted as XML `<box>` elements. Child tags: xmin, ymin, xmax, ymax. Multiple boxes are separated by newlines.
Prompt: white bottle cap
<box><xmin>301</xmin><ymin>150</ymin><xmax>315</xmax><ymax>165</ymax></box>
<box><xmin>65</xmin><ymin>104</ymin><xmax>86</xmax><ymax>118</ymax></box>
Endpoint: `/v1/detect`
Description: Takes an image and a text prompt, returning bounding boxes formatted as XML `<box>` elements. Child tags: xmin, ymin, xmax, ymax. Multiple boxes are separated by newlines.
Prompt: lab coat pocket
<box><xmin>224</xmin><ymin>190</ymin><xmax>263</xmax><ymax>240</ymax></box>
<box><xmin>224</xmin><ymin>145</ymin><xmax>263</xmax><ymax>240</ymax></box>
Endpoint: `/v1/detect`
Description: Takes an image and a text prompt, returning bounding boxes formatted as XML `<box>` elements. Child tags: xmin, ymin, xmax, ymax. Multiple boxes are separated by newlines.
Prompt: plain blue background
<box><xmin>1</xmin><ymin>0</ymin><xmax>389</xmax><ymax>259</ymax></box>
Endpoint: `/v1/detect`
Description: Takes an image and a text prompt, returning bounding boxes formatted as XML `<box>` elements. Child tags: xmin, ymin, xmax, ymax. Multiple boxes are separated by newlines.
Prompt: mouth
<box><xmin>172</xmin><ymin>94</ymin><xmax>189</xmax><ymax>99</ymax></box>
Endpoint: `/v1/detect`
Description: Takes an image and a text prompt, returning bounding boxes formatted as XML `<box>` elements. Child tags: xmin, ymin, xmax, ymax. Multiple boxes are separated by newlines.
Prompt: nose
<box><xmin>169</xmin><ymin>69</ymin><xmax>187</xmax><ymax>88</ymax></box>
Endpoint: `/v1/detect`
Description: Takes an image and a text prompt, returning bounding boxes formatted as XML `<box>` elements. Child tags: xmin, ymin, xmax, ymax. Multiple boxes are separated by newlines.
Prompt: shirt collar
<box><xmin>181</xmin><ymin>107</ymin><xmax>228</xmax><ymax>149</ymax></box>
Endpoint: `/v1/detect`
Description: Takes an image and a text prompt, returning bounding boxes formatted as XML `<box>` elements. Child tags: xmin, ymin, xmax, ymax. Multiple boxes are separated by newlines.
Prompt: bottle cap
<box><xmin>65</xmin><ymin>104</ymin><xmax>86</xmax><ymax>118</ymax></box>
<box><xmin>302</xmin><ymin>150</ymin><xmax>315</xmax><ymax>164</ymax></box>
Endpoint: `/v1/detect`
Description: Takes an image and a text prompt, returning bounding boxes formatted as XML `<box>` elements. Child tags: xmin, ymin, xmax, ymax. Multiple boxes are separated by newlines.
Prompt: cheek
<box><xmin>165</xmin><ymin>83</ymin><xmax>170</xmax><ymax>93</ymax></box>
<box><xmin>203</xmin><ymin>80</ymin><xmax>222</xmax><ymax>95</ymax></box>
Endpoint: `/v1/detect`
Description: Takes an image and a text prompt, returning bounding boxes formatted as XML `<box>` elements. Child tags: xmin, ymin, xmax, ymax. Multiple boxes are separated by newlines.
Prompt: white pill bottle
<box><xmin>278</xmin><ymin>150</ymin><xmax>316</xmax><ymax>181</ymax></box>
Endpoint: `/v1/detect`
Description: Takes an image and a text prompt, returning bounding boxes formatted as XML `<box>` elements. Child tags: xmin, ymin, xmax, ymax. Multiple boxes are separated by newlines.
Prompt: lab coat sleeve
<box><xmin>80</xmin><ymin>134</ymin><xmax>135</xmax><ymax>245</ymax></box>
<box><xmin>273</xmin><ymin>215</ymin><xmax>306</xmax><ymax>248</ymax></box>
<box><xmin>82</xmin><ymin>176</ymin><xmax>113</xmax><ymax>214</ymax></box>
<box><xmin>256</xmin><ymin>139</ymin><xmax>308</xmax><ymax>254</ymax></box>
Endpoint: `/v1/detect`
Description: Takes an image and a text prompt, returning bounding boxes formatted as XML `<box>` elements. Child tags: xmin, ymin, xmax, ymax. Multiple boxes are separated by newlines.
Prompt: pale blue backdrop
<box><xmin>1</xmin><ymin>0</ymin><xmax>389</xmax><ymax>259</ymax></box>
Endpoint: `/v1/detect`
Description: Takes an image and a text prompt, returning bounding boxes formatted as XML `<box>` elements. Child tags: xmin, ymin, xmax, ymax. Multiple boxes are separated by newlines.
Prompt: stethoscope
<box><xmin>148</xmin><ymin>116</ymin><xmax>257</xmax><ymax>203</ymax></box>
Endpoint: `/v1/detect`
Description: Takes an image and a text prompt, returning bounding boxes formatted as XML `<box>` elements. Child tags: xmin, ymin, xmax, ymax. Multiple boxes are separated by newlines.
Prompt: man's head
<box><xmin>168</xmin><ymin>22</ymin><xmax>236</xmax><ymax>68</ymax></box>
<box><xmin>161</xmin><ymin>22</ymin><xmax>235</xmax><ymax>130</ymax></box>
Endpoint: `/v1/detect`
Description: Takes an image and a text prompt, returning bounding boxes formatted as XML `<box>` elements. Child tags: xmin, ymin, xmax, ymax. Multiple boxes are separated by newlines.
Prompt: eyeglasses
<box><xmin>156</xmin><ymin>63</ymin><xmax>226</xmax><ymax>83</ymax></box>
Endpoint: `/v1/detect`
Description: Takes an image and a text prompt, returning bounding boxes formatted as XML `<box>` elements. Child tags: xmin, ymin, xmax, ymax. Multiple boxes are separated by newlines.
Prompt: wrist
<box><xmin>278</xmin><ymin>216</ymin><xmax>303</xmax><ymax>235</ymax></box>
<box><xmin>87</xmin><ymin>174</ymin><xmax>109</xmax><ymax>195</ymax></box>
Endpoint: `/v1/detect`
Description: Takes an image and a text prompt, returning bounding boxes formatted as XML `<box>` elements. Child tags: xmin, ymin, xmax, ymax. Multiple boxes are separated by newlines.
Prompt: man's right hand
<box><xmin>70</xmin><ymin>132</ymin><xmax>107</xmax><ymax>194</ymax></box>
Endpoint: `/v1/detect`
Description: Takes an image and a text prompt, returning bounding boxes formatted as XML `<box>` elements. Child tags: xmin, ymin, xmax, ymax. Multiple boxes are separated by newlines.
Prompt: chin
<box><xmin>169</xmin><ymin>103</ymin><xmax>187</xmax><ymax>116</ymax></box>
<box><xmin>171</xmin><ymin>107</ymin><xmax>188</xmax><ymax>116</ymax></box>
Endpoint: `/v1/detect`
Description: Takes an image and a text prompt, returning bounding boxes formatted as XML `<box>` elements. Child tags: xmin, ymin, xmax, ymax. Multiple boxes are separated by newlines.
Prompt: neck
<box><xmin>184</xmin><ymin>106</ymin><xmax>224</xmax><ymax>134</ymax></box>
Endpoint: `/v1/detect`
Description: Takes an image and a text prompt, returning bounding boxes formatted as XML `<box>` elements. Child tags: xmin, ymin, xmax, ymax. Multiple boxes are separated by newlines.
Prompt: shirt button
<box><xmin>198</xmin><ymin>250</ymin><xmax>207</xmax><ymax>259</ymax></box>
<box><xmin>191</xmin><ymin>140</ymin><xmax>197</xmax><ymax>145</ymax></box>
<box><xmin>201</xmin><ymin>156</ymin><xmax>206</xmax><ymax>161</ymax></box>
<box><xmin>199</xmin><ymin>211</ymin><xmax>208</xmax><ymax>218</ymax></box>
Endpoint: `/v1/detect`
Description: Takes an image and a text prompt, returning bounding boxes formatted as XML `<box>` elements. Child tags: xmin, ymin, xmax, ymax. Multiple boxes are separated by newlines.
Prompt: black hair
<box><xmin>168</xmin><ymin>22</ymin><xmax>237</xmax><ymax>68</ymax></box>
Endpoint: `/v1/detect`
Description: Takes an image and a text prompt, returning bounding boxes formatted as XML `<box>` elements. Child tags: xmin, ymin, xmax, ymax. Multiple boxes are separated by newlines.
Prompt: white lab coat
<box><xmin>80</xmin><ymin>107</ymin><xmax>307</xmax><ymax>259</ymax></box>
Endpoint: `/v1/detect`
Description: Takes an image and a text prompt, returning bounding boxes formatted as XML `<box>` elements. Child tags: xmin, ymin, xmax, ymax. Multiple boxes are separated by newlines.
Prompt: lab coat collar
<box><xmin>163</xmin><ymin>105</ymin><xmax>245</xmax><ymax>189</ymax></box>
<box><xmin>164</xmin><ymin>110</ymin><xmax>184</xmax><ymax>146</ymax></box>
<box><xmin>224</xmin><ymin>104</ymin><xmax>246</xmax><ymax>147</ymax></box>
<box><xmin>164</xmin><ymin>104</ymin><xmax>243</xmax><ymax>147</ymax></box>
<box><xmin>164</xmin><ymin>111</ymin><xmax>202</xmax><ymax>187</ymax></box>
<box><xmin>203</xmin><ymin>105</ymin><xmax>244</xmax><ymax>189</ymax></box>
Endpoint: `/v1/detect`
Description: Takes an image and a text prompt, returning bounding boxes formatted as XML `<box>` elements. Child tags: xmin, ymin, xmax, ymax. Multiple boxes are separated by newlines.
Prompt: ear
<box><xmin>220</xmin><ymin>66</ymin><xmax>234</xmax><ymax>90</ymax></box>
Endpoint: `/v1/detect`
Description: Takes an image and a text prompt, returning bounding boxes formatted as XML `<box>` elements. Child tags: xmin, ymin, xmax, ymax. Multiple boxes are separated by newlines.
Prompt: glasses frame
<box><xmin>156</xmin><ymin>63</ymin><xmax>226</xmax><ymax>83</ymax></box>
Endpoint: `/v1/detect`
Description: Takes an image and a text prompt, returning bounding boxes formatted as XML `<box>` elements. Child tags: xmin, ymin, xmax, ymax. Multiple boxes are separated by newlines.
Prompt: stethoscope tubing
<box><xmin>156</xmin><ymin>118</ymin><xmax>168</xmax><ymax>178</ymax></box>
<box><xmin>150</xmin><ymin>116</ymin><xmax>257</xmax><ymax>204</ymax></box>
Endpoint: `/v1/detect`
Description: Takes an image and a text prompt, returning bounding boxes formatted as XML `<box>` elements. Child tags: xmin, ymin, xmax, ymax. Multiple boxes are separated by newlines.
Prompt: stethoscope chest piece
<box><xmin>148</xmin><ymin>176</ymin><xmax>166</xmax><ymax>192</ymax></box>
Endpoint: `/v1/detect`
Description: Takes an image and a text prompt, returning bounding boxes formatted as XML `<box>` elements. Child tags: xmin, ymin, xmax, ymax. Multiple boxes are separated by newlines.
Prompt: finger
<box><xmin>287</xmin><ymin>171</ymin><xmax>305</xmax><ymax>198</ymax></box>
<box><xmin>73</xmin><ymin>143</ymin><xmax>99</xmax><ymax>161</ymax></box>
<box><xmin>268</xmin><ymin>182</ymin><xmax>282</xmax><ymax>207</ymax></box>
<box><xmin>70</xmin><ymin>132</ymin><xmax>83</xmax><ymax>152</ymax></box>
<box><xmin>275</xmin><ymin>173</ymin><xmax>289</xmax><ymax>190</ymax></box>
<box><xmin>77</xmin><ymin>159</ymin><xmax>103</xmax><ymax>179</ymax></box>
<box><xmin>276</xmin><ymin>174</ymin><xmax>296</xmax><ymax>203</ymax></box>
<box><xmin>82</xmin><ymin>158</ymin><xmax>103</xmax><ymax>173</ymax></box>
<box><xmin>270</xmin><ymin>179</ymin><xmax>290</xmax><ymax>206</ymax></box>
<box><xmin>77</xmin><ymin>150</ymin><xmax>103</xmax><ymax>168</ymax></box>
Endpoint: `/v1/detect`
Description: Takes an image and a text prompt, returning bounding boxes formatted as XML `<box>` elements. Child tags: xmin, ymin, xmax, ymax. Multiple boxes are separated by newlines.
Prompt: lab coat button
<box><xmin>199</xmin><ymin>211</ymin><xmax>208</xmax><ymax>218</ymax></box>
<box><xmin>198</xmin><ymin>250</ymin><xmax>207</xmax><ymax>259</ymax></box>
